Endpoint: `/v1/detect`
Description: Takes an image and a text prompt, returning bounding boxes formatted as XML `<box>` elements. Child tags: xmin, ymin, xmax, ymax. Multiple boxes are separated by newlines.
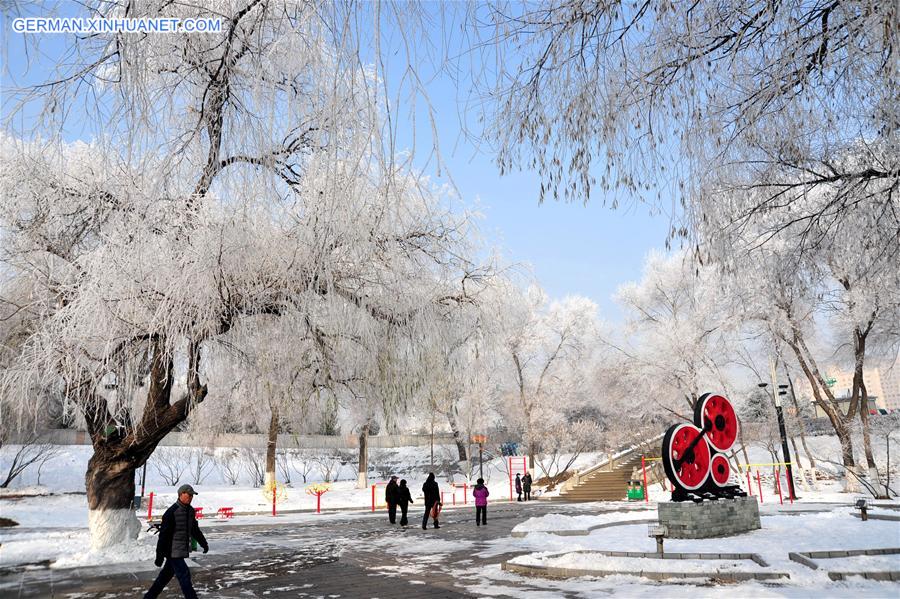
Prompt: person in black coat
<box><xmin>515</xmin><ymin>473</ymin><xmax>523</xmax><ymax>501</ymax></box>
<box><xmin>396</xmin><ymin>479</ymin><xmax>414</xmax><ymax>526</ymax></box>
<box><xmin>421</xmin><ymin>472</ymin><xmax>441</xmax><ymax>529</ymax></box>
<box><xmin>385</xmin><ymin>476</ymin><xmax>399</xmax><ymax>524</ymax></box>
<box><xmin>522</xmin><ymin>472</ymin><xmax>533</xmax><ymax>501</ymax></box>
<box><xmin>144</xmin><ymin>484</ymin><xmax>208</xmax><ymax>599</ymax></box>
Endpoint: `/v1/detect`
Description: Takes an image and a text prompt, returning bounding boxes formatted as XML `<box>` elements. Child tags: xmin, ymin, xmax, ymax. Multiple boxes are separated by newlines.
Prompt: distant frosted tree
<box><xmin>493</xmin><ymin>284</ymin><xmax>600</xmax><ymax>476</ymax></box>
<box><xmin>604</xmin><ymin>251</ymin><xmax>740</xmax><ymax>418</ymax></box>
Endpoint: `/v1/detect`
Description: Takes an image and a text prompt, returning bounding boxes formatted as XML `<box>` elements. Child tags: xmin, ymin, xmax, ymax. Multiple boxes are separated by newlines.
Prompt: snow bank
<box><xmin>512</xmin><ymin>509</ymin><xmax>653</xmax><ymax>533</ymax></box>
<box><xmin>511</xmin><ymin>551</ymin><xmax>764</xmax><ymax>573</ymax></box>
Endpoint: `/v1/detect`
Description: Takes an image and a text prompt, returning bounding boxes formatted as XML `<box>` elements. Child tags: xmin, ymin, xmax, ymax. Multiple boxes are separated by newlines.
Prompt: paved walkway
<box><xmin>0</xmin><ymin>500</ymin><xmax>610</xmax><ymax>598</ymax></box>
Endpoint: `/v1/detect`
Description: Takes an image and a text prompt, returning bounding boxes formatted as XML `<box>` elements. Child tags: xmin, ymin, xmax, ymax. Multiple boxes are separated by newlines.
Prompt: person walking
<box><xmin>422</xmin><ymin>472</ymin><xmax>442</xmax><ymax>529</ymax></box>
<box><xmin>385</xmin><ymin>475</ymin><xmax>399</xmax><ymax>524</ymax></box>
<box><xmin>522</xmin><ymin>472</ymin><xmax>532</xmax><ymax>501</ymax></box>
<box><xmin>397</xmin><ymin>479</ymin><xmax>414</xmax><ymax>526</ymax></box>
<box><xmin>472</xmin><ymin>478</ymin><xmax>489</xmax><ymax>526</ymax></box>
<box><xmin>144</xmin><ymin>484</ymin><xmax>208</xmax><ymax>599</ymax></box>
<box><xmin>515</xmin><ymin>473</ymin><xmax>522</xmax><ymax>502</ymax></box>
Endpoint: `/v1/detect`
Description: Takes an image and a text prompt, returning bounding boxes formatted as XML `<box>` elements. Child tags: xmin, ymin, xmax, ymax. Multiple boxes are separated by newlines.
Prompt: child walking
<box><xmin>472</xmin><ymin>478</ymin><xmax>489</xmax><ymax>526</ymax></box>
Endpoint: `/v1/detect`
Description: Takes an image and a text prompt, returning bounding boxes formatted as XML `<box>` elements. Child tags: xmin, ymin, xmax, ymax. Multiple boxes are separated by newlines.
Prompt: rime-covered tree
<box><xmin>463</xmin><ymin>1</ymin><xmax>896</xmax><ymax>253</ymax></box>
<box><xmin>604</xmin><ymin>251</ymin><xmax>741</xmax><ymax>419</ymax></box>
<box><xmin>1</xmin><ymin>1</ymin><xmax>480</xmax><ymax>548</ymax></box>
<box><xmin>710</xmin><ymin>175</ymin><xmax>900</xmax><ymax>490</ymax></box>
<box><xmin>493</xmin><ymin>284</ymin><xmax>600</xmax><ymax>476</ymax></box>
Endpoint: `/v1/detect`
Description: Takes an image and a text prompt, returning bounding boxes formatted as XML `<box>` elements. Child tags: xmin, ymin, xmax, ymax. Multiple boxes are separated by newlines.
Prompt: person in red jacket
<box><xmin>472</xmin><ymin>478</ymin><xmax>489</xmax><ymax>526</ymax></box>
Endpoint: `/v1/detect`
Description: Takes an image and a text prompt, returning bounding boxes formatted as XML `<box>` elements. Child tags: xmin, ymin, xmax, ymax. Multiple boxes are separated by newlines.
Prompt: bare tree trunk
<box><xmin>445</xmin><ymin>406</ymin><xmax>468</xmax><ymax>463</ymax></box>
<box><xmin>785</xmin><ymin>368</ymin><xmax>816</xmax><ymax>469</ymax></box>
<box><xmin>783</xmin><ymin>330</ymin><xmax>859</xmax><ymax>491</ymax></box>
<box><xmin>265</xmin><ymin>403</ymin><xmax>279</xmax><ymax>487</ymax></box>
<box><xmin>737</xmin><ymin>418</ymin><xmax>751</xmax><ymax>467</ymax></box>
<box><xmin>357</xmin><ymin>422</ymin><xmax>369</xmax><ymax>489</ymax></box>
<box><xmin>85</xmin><ymin>448</ymin><xmax>142</xmax><ymax>549</ymax></box>
<box><xmin>858</xmin><ymin>381</ymin><xmax>878</xmax><ymax>483</ymax></box>
<box><xmin>84</xmin><ymin>336</ymin><xmax>207</xmax><ymax>549</ymax></box>
<box><xmin>788</xmin><ymin>434</ymin><xmax>811</xmax><ymax>490</ymax></box>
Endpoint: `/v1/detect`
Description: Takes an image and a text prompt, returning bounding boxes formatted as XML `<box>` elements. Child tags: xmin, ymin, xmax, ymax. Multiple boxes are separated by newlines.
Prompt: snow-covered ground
<box><xmin>2</xmin><ymin>431</ymin><xmax>898</xmax><ymax>593</ymax></box>
<box><xmin>512</xmin><ymin>509</ymin><xmax>654</xmax><ymax>533</ymax></box>
<box><xmin>503</xmin><ymin>508</ymin><xmax>900</xmax><ymax>582</ymax></box>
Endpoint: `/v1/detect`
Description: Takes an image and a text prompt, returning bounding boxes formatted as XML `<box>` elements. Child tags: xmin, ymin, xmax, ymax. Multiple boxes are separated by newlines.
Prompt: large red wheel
<box><xmin>694</xmin><ymin>393</ymin><xmax>738</xmax><ymax>453</ymax></box>
<box><xmin>662</xmin><ymin>423</ymin><xmax>711</xmax><ymax>491</ymax></box>
<box><xmin>709</xmin><ymin>453</ymin><xmax>731</xmax><ymax>488</ymax></box>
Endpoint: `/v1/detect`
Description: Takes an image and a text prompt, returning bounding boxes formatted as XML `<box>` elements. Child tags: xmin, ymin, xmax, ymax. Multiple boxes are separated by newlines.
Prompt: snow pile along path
<box><xmin>512</xmin><ymin>508</ymin><xmax>653</xmax><ymax>533</ymax></box>
<box><xmin>510</xmin><ymin>551</ymin><xmax>764</xmax><ymax>574</ymax></box>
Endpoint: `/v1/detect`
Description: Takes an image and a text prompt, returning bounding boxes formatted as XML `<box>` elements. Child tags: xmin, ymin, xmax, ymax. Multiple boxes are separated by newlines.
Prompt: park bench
<box><xmin>217</xmin><ymin>507</ymin><xmax>234</xmax><ymax>519</ymax></box>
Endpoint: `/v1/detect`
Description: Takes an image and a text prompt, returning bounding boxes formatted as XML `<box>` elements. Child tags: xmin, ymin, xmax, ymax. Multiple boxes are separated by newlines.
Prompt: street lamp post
<box><xmin>760</xmin><ymin>358</ymin><xmax>798</xmax><ymax>500</ymax></box>
<box><xmin>472</xmin><ymin>435</ymin><xmax>487</xmax><ymax>480</ymax></box>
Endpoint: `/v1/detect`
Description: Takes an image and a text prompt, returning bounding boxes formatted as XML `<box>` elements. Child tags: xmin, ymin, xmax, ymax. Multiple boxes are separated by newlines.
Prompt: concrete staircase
<box><xmin>549</xmin><ymin>436</ymin><xmax>664</xmax><ymax>502</ymax></box>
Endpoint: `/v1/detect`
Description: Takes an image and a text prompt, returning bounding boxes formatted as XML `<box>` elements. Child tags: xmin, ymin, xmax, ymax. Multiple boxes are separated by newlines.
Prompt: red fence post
<box><xmin>272</xmin><ymin>487</ymin><xmax>277</xmax><ymax>516</ymax></box>
<box><xmin>641</xmin><ymin>455</ymin><xmax>649</xmax><ymax>503</ymax></box>
<box><xmin>316</xmin><ymin>493</ymin><xmax>321</xmax><ymax>514</ymax></box>
<box><xmin>147</xmin><ymin>492</ymin><xmax>154</xmax><ymax>521</ymax></box>
<box><xmin>463</xmin><ymin>483</ymin><xmax>468</xmax><ymax>504</ymax></box>
<box><xmin>371</xmin><ymin>483</ymin><xmax>376</xmax><ymax>512</ymax></box>
<box><xmin>509</xmin><ymin>457</ymin><xmax>513</xmax><ymax>502</ymax></box>
<box><xmin>746</xmin><ymin>470</ymin><xmax>753</xmax><ymax>496</ymax></box>
<box><xmin>756</xmin><ymin>469</ymin><xmax>763</xmax><ymax>503</ymax></box>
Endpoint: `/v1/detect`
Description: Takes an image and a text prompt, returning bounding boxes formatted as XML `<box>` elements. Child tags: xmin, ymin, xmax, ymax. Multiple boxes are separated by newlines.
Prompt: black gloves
<box><xmin>202</xmin><ymin>545</ymin><xmax>209</xmax><ymax>554</ymax></box>
<box><xmin>155</xmin><ymin>555</ymin><xmax>164</xmax><ymax>567</ymax></box>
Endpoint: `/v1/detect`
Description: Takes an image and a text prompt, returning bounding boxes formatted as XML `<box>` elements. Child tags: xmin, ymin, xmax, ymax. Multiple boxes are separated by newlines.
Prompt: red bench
<box><xmin>217</xmin><ymin>507</ymin><xmax>234</xmax><ymax>519</ymax></box>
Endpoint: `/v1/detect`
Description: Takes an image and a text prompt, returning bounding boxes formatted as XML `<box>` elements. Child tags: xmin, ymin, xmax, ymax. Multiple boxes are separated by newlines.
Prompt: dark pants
<box><xmin>524</xmin><ymin>489</ymin><xmax>531</xmax><ymax>501</ymax></box>
<box><xmin>423</xmin><ymin>503</ymin><xmax>439</xmax><ymax>528</ymax></box>
<box><xmin>516</xmin><ymin>490</ymin><xmax>522</xmax><ymax>501</ymax></box>
<box><xmin>476</xmin><ymin>505</ymin><xmax>487</xmax><ymax>525</ymax></box>
<box><xmin>144</xmin><ymin>557</ymin><xmax>197</xmax><ymax>599</ymax></box>
<box><xmin>388</xmin><ymin>503</ymin><xmax>397</xmax><ymax>524</ymax></box>
<box><xmin>399</xmin><ymin>503</ymin><xmax>409</xmax><ymax>525</ymax></box>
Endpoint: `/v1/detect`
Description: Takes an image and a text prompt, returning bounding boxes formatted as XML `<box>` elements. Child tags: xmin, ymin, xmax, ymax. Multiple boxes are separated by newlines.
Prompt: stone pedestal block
<box><xmin>657</xmin><ymin>496</ymin><xmax>760</xmax><ymax>539</ymax></box>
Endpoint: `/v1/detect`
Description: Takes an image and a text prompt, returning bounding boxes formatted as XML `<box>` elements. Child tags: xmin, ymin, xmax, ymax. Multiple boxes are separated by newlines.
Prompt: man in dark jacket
<box><xmin>397</xmin><ymin>479</ymin><xmax>414</xmax><ymax>526</ymax></box>
<box><xmin>522</xmin><ymin>472</ymin><xmax>533</xmax><ymax>501</ymax></box>
<box><xmin>144</xmin><ymin>484</ymin><xmax>208</xmax><ymax>599</ymax></box>
<box><xmin>385</xmin><ymin>476</ymin><xmax>399</xmax><ymax>524</ymax></box>
<box><xmin>421</xmin><ymin>472</ymin><xmax>441</xmax><ymax>529</ymax></box>
<box><xmin>515</xmin><ymin>473</ymin><xmax>523</xmax><ymax>501</ymax></box>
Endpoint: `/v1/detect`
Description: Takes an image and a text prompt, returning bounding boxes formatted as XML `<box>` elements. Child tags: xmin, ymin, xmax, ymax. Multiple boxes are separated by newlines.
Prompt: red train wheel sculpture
<box><xmin>661</xmin><ymin>392</ymin><xmax>747</xmax><ymax>501</ymax></box>
<box><xmin>709</xmin><ymin>453</ymin><xmax>731</xmax><ymax>487</ymax></box>
<box><xmin>662</xmin><ymin>423</ymin><xmax>711</xmax><ymax>491</ymax></box>
<box><xmin>694</xmin><ymin>393</ymin><xmax>739</xmax><ymax>452</ymax></box>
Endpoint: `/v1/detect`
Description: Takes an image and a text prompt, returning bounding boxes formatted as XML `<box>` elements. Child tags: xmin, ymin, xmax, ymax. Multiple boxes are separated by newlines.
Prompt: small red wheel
<box><xmin>694</xmin><ymin>393</ymin><xmax>738</xmax><ymax>453</ymax></box>
<box><xmin>709</xmin><ymin>453</ymin><xmax>730</xmax><ymax>487</ymax></box>
<box><xmin>662</xmin><ymin>423</ymin><xmax>711</xmax><ymax>491</ymax></box>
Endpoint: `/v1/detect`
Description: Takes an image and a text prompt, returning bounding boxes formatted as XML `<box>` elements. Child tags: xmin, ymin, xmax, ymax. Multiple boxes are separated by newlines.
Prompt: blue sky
<box><xmin>1</xmin><ymin>5</ymin><xmax>674</xmax><ymax>323</ymax></box>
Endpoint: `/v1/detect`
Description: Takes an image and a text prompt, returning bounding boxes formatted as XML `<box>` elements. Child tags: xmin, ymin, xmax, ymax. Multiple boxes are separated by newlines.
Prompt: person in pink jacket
<box><xmin>472</xmin><ymin>478</ymin><xmax>489</xmax><ymax>526</ymax></box>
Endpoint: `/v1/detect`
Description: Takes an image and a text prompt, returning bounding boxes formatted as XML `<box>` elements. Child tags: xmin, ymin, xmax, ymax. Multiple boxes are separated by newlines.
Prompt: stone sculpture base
<box><xmin>657</xmin><ymin>495</ymin><xmax>760</xmax><ymax>539</ymax></box>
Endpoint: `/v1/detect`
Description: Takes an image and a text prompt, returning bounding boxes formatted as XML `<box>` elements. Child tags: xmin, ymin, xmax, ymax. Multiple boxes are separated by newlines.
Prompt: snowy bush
<box><xmin>151</xmin><ymin>448</ymin><xmax>191</xmax><ymax>486</ymax></box>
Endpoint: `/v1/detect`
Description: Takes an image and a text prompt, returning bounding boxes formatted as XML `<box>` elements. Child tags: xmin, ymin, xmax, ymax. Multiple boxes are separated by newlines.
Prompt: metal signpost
<box><xmin>471</xmin><ymin>434</ymin><xmax>487</xmax><ymax>480</ymax></box>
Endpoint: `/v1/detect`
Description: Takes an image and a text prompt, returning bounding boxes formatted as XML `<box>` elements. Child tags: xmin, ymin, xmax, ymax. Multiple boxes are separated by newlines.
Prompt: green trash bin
<box><xmin>626</xmin><ymin>480</ymin><xmax>645</xmax><ymax>501</ymax></box>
